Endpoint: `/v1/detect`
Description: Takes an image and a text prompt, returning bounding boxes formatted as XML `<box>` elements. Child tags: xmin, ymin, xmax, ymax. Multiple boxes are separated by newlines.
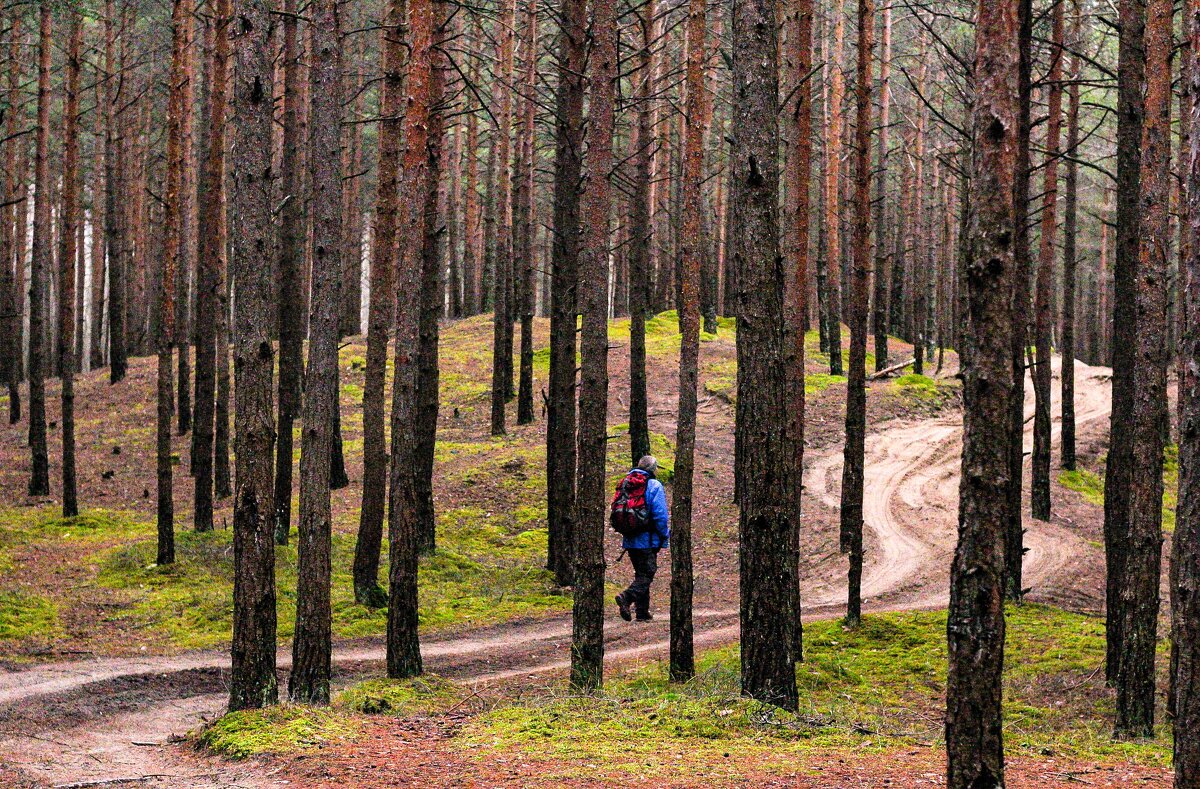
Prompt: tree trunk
<box><xmin>489</xmin><ymin>0</ymin><xmax>517</xmax><ymax>436</ymax></box>
<box><xmin>289</xmin><ymin>0</ymin><xmax>342</xmax><ymax>705</ymax></box>
<box><xmin>570</xmin><ymin>0</ymin><xmax>616</xmax><ymax>693</ymax></box>
<box><xmin>59</xmin><ymin>13</ymin><xmax>83</xmax><ymax>518</ymax></box>
<box><xmin>157</xmin><ymin>0</ymin><xmax>190</xmax><ymax>564</ymax></box>
<box><xmin>515</xmin><ymin>0</ymin><xmax>537</xmax><ymax>426</ymax></box>
<box><xmin>1005</xmin><ymin>0</ymin><xmax>1034</xmax><ymax>602</ymax></box>
<box><xmin>946</xmin><ymin>0</ymin><xmax>1018</xmax><ymax>783</ymax></box>
<box><xmin>1115</xmin><ymin>0</ymin><xmax>1170</xmax><ymax>738</ymax></box>
<box><xmin>627</xmin><ymin>0</ymin><xmax>655</xmax><ymax>465</ymax></box>
<box><xmin>193</xmin><ymin>0</ymin><xmax>229</xmax><ymax>534</ymax></box>
<box><xmin>176</xmin><ymin>7</ymin><xmax>196</xmax><ymax>438</ymax></box>
<box><xmin>1060</xmin><ymin>0</ymin><xmax>1083</xmax><ymax>472</ymax></box>
<box><xmin>355</xmin><ymin>0</ymin><xmax>406</xmax><ymax>609</ymax></box>
<box><xmin>26</xmin><ymin>1</ymin><xmax>51</xmax><ymax>498</ymax></box>
<box><xmin>413</xmin><ymin>8</ymin><xmax>446</xmax><ymax>557</ymax></box>
<box><xmin>104</xmin><ymin>0</ymin><xmax>127</xmax><ymax>385</ymax></box>
<box><xmin>783</xmin><ymin>0</ymin><xmax>813</xmax><ymax>663</ymax></box>
<box><xmin>1173</xmin><ymin>6</ymin><xmax>1200</xmax><ymax>772</ymax></box>
<box><xmin>227</xmin><ymin>0</ymin><xmax>279</xmax><ymax>712</ymax></box>
<box><xmin>670</xmin><ymin>0</ymin><xmax>705</xmax><ymax>684</ymax></box>
<box><xmin>871</xmin><ymin>3</ymin><xmax>891</xmax><ymax>373</ymax></box>
<box><xmin>732</xmin><ymin>0</ymin><xmax>798</xmax><ymax>711</ymax></box>
<box><xmin>1105</xmin><ymin>0</ymin><xmax>1147</xmax><ymax>686</ymax></box>
<box><xmin>273</xmin><ymin>0</ymin><xmax>305</xmax><ymax>546</ymax></box>
<box><xmin>1</xmin><ymin>11</ymin><xmax>21</xmax><ymax>424</ymax></box>
<box><xmin>546</xmin><ymin>0</ymin><xmax>585</xmax><ymax>587</ymax></box>
<box><xmin>840</xmin><ymin>0</ymin><xmax>872</xmax><ymax>627</ymax></box>
<box><xmin>822</xmin><ymin>0</ymin><xmax>845</xmax><ymax>375</ymax></box>
<box><xmin>387</xmin><ymin>0</ymin><xmax>438</xmax><ymax>682</ymax></box>
<box><xmin>1031</xmin><ymin>0</ymin><xmax>1065</xmax><ymax>522</ymax></box>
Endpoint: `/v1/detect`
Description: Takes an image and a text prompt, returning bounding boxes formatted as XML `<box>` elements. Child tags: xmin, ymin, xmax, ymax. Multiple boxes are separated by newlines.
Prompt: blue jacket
<box><xmin>622</xmin><ymin>469</ymin><xmax>670</xmax><ymax>550</ymax></box>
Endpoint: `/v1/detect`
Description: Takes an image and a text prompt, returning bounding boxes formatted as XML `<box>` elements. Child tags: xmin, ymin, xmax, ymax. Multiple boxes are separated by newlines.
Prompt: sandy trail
<box><xmin>0</xmin><ymin>357</ymin><xmax>1113</xmax><ymax>788</ymax></box>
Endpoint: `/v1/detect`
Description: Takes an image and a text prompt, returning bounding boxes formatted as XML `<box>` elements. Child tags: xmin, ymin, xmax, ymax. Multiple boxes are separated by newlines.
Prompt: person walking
<box><xmin>611</xmin><ymin>455</ymin><xmax>670</xmax><ymax>622</ymax></box>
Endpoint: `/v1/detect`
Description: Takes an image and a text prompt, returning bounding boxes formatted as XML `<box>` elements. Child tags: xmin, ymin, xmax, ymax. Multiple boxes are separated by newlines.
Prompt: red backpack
<box><xmin>610</xmin><ymin>472</ymin><xmax>651</xmax><ymax>537</ymax></box>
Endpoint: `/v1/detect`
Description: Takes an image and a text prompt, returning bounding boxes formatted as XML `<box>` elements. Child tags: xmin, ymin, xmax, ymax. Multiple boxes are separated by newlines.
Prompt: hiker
<box><xmin>611</xmin><ymin>455</ymin><xmax>670</xmax><ymax>622</ymax></box>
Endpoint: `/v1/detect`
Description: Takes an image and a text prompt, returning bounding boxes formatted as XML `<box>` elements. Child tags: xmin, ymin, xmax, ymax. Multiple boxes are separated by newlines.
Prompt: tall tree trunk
<box><xmin>871</xmin><ymin>3</ymin><xmax>891</xmax><ymax>373</ymax></box>
<box><xmin>732</xmin><ymin>0</ymin><xmax>798</xmax><ymax>711</ymax></box>
<box><xmin>670</xmin><ymin>0</ymin><xmax>705</xmax><ymax>684</ymax></box>
<box><xmin>546</xmin><ymin>0</ymin><xmax>585</xmax><ymax>587</ymax></box>
<box><xmin>840</xmin><ymin>0</ymin><xmax>872</xmax><ymax>627</ymax></box>
<box><xmin>157</xmin><ymin>0</ymin><xmax>192</xmax><ymax>564</ymax></box>
<box><xmin>783</xmin><ymin>0</ymin><xmax>813</xmax><ymax>663</ymax></box>
<box><xmin>1172</xmin><ymin>6</ymin><xmax>1200</xmax><ymax>772</ymax></box>
<box><xmin>227</xmin><ymin>0</ymin><xmax>279</xmax><ymax>712</ymax></box>
<box><xmin>26</xmin><ymin>1</ymin><xmax>51</xmax><ymax>498</ymax></box>
<box><xmin>1006</xmin><ymin>0</ymin><xmax>1034</xmax><ymax>602</ymax></box>
<box><xmin>946</xmin><ymin>0</ymin><xmax>1017</xmax><ymax>782</ymax></box>
<box><xmin>387</xmin><ymin>0</ymin><xmax>437</xmax><ymax>682</ymax></box>
<box><xmin>104</xmin><ymin>0</ymin><xmax>127</xmax><ymax>385</ymax></box>
<box><xmin>1061</xmin><ymin>0</ymin><xmax>1083</xmax><ymax>471</ymax></box>
<box><xmin>515</xmin><ymin>0</ymin><xmax>537</xmax><ymax>426</ymax></box>
<box><xmin>340</xmin><ymin>33</ymin><xmax>365</xmax><ymax>337</ymax></box>
<box><xmin>1115</xmin><ymin>0</ymin><xmax>1170</xmax><ymax>738</ymax></box>
<box><xmin>570</xmin><ymin>0</ymin><xmax>616</xmax><ymax>693</ymax></box>
<box><xmin>89</xmin><ymin>113</ymin><xmax>106</xmax><ymax>371</ymax></box>
<box><xmin>290</xmin><ymin>0</ymin><xmax>342</xmax><ymax>705</ymax></box>
<box><xmin>1</xmin><ymin>11</ymin><xmax>21</xmax><ymax>424</ymax></box>
<box><xmin>464</xmin><ymin>50</ymin><xmax>481</xmax><ymax>316</ymax></box>
<box><xmin>355</xmin><ymin>0</ymin><xmax>406</xmax><ymax>609</ymax></box>
<box><xmin>413</xmin><ymin>6</ymin><xmax>446</xmax><ymax>556</ymax></box>
<box><xmin>1031</xmin><ymin>0</ymin><xmax>1065</xmax><ymax>522</ymax></box>
<box><xmin>273</xmin><ymin>0</ymin><xmax>305</xmax><ymax>545</ymax></box>
<box><xmin>176</xmin><ymin>7</ymin><xmax>195</xmax><ymax>438</ymax></box>
<box><xmin>822</xmin><ymin>0</ymin><xmax>845</xmax><ymax>375</ymax></box>
<box><xmin>1106</xmin><ymin>0</ymin><xmax>1147</xmax><ymax>685</ymax></box>
<box><xmin>193</xmin><ymin>0</ymin><xmax>229</xmax><ymax>534</ymax></box>
<box><xmin>627</xmin><ymin>0</ymin><xmax>656</xmax><ymax>465</ymax></box>
<box><xmin>490</xmin><ymin>0</ymin><xmax>517</xmax><ymax>436</ymax></box>
<box><xmin>59</xmin><ymin>13</ymin><xmax>83</xmax><ymax>518</ymax></box>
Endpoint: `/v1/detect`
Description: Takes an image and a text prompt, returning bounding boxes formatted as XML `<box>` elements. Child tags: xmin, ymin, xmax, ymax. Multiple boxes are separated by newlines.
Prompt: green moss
<box><xmin>198</xmin><ymin>705</ymin><xmax>360</xmax><ymax>760</ymax></box>
<box><xmin>0</xmin><ymin>590</ymin><xmax>60</xmax><ymax>641</ymax></box>
<box><xmin>1060</xmin><ymin>468</ymin><xmax>1105</xmax><ymax>507</ymax></box>
<box><xmin>460</xmin><ymin>605</ymin><xmax>1169</xmax><ymax>778</ymax></box>
<box><xmin>805</xmin><ymin>372</ymin><xmax>847</xmax><ymax>395</ymax></box>
<box><xmin>337</xmin><ymin>675</ymin><xmax>462</xmax><ymax>715</ymax></box>
<box><xmin>1061</xmin><ymin>446</ymin><xmax>1177</xmax><ymax>532</ymax></box>
<box><xmin>888</xmin><ymin>374</ymin><xmax>955</xmax><ymax>408</ymax></box>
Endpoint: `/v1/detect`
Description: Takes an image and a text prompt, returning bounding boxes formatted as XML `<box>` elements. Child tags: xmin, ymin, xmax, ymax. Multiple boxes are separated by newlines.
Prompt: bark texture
<box><xmin>1115</xmin><ymin>0</ymin><xmax>1170</xmax><ymax>738</ymax></box>
<box><xmin>571</xmin><ymin>0</ymin><xmax>617</xmax><ymax>692</ymax></box>
<box><xmin>546</xmin><ymin>0</ymin><xmax>586</xmax><ymax>587</ymax></box>
<box><xmin>732</xmin><ymin>0</ymin><xmax>798</xmax><ymax>711</ymax></box>
<box><xmin>227</xmin><ymin>0</ymin><xmax>279</xmax><ymax>712</ymax></box>
<box><xmin>946</xmin><ymin>0</ymin><xmax>1018</xmax><ymax>782</ymax></box>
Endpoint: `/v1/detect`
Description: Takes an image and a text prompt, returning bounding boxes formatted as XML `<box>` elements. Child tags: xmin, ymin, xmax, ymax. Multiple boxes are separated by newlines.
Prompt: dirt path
<box><xmin>0</xmin><ymin>357</ymin><xmax>1113</xmax><ymax>788</ymax></box>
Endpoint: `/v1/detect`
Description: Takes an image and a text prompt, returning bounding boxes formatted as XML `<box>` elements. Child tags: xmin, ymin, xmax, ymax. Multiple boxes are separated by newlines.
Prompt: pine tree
<box><xmin>227</xmin><ymin>0</ymin><xmax>279</xmax><ymax>712</ymax></box>
<box><xmin>571</xmin><ymin>0</ymin><xmax>617</xmax><ymax>692</ymax></box>
<box><xmin>946</xmin><ymin>0</ymin><xmax>1018</xmax><ymax>781</ymax></box>
<box><xmin>841</xmin><ymin>0</ymin><xmax>873</xmax><ymax>627</ymax></box>
<box><xmin>732</xmin><ymin>0</ymin><xmax>798</xmax><ymax>711</ymax></box>
<box><xmin>290</xmin><ymin>0</ymin><xmax>343</xmax><ymax>705</ymax></box>
<box><xmin>26</xmin><ymin>1</ymin><xmax>51</xmax><ymax>499</ymax></box>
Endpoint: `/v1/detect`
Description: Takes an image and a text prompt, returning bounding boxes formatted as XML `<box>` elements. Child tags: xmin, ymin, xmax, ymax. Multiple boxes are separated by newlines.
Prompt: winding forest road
<box><xmin>0</xmin><ymin>357</ymin><xmax>1113</xmax><ymax>788</ymax></box>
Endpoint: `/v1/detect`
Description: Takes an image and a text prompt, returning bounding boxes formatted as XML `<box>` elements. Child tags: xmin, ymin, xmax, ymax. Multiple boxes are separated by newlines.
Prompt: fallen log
<box><xmin>867</xmin><ymin>358</ymin><xmax>916</xmax><ymax>380</ymax></box>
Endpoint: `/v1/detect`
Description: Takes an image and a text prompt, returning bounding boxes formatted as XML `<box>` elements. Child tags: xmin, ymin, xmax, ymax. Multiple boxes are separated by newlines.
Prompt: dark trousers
<box><xmin>622</xmin><ymin>548</ymin><xmax>659</xmax><ymax>616</ymax></box>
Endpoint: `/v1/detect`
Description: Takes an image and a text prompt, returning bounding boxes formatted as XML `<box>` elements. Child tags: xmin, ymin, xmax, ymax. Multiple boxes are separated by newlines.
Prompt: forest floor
<box><xmin>0</xmin><ymin>313</ymin><xmax>1170</xmax><ymax>787</ymax></box>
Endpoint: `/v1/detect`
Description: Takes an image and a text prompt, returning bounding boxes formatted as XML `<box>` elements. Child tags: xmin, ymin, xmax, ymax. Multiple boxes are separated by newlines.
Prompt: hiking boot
<box><xmin>635</xmin><ymin>612</ymin><xmax>654</xmax><ymax>622</ymax></box>
<box><xmin>615</xmin><ymin>593</ymin><xmax>632</xmax><ymax>622</ymax></box>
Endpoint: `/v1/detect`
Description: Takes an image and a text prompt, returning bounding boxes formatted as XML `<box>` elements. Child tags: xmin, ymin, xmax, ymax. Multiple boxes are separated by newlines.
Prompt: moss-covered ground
<box><xmin>1060</xmin><ymin>444</ymin><xmax>1178</xmax><ymax>531</ymax></box>
<box><xmin>199</xmin><ymin>604</ymin><xmax>1168</xmax><ymax>781</ymax></box>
